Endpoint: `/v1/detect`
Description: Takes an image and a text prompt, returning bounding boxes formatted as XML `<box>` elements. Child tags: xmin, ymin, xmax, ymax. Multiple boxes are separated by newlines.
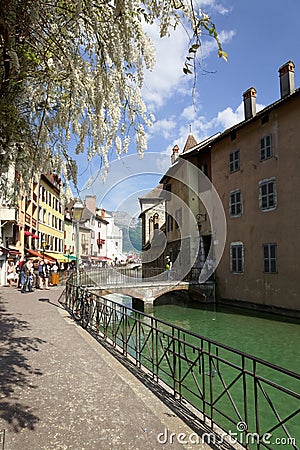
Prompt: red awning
<box><xmin>90</xmin><ymin>256</ymin><xmax>112</xmax><ymax>261</ymax></box>
<box><xmin>25</xmin><ymin>249</ymin><xmax>56</xmax><ymax>262</ymax></box>
<box><xmin>24</xmin><ymin>231</ymin><xmax>39</xmax><ymax>238</ymax></box>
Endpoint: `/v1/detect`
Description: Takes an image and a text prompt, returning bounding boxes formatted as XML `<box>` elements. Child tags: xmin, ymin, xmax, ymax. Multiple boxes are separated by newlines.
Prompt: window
<box><xmin>263</xmin><ymin>243</ymin><xmax>277</xmax><ymax>273</ymax></box>
<box><xmin>260</xmin><ymin>135</ymin><xmax>272</xmax><ymax>160</ymax></box>
<box><xmin>259</xmin><ymin>178</ymin><xmax>276</xmax><ymax>211</ymax></box>
<box><xmin>229</xmin><ymin>150</ymin><xmax>240</xmax><ymax>173</ymax></box>
<box><xmin>175</xmin><ymin>208</ymin><xmax>182</xmax><ymax>229</ymax></box>
<box><xmin>230</xmin><ymin>190</ymin><xmax>243</xmax><ymax>217</ymax></box>
<box><xmin>230</xmin><ymin>243</ymin><xmax>244</xmax><ymax>273</ymax></box>
<box><xmin>167</xmin><ymin>214</ymin><xmax>173</xmax><ymax>232</ymax></box>
<box><xmin>153</xmin><ymin>213</ymin><xmax>159</xmax><ymax>230</ymax></box>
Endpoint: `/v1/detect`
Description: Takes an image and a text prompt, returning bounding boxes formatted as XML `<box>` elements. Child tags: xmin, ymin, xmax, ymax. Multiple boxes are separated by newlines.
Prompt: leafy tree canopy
<box><xmin>0</xmin><ymin>0</ymin><xmax>225</xmax><ymax>194</ymax></box>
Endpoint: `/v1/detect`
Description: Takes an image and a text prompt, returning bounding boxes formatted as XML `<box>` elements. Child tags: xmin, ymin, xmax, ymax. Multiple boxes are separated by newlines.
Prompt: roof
<box><xmin>182</xmin><ymin>88</ymin><xmax>300</xmax><ymax>158</ymax></box>
<box><xmin>182</xmin><ymin>134</ymin><xmax>197</xmax><ymax>152</ymax></box>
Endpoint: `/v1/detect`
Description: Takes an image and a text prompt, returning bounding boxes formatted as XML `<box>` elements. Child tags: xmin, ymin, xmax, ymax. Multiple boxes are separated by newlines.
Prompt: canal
<box><xmin>100</xmin><ymin>292</ymin><xmax>299</xmax><ymax>447</ymax></box>
<box><xmin>106</xmin><ymin>293</ymin><xmax>300</xmax><ymax>373</ymax></box>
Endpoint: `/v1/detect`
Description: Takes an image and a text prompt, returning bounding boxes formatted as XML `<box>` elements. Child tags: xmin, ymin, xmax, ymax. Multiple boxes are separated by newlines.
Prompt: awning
<box><xmin>25</xmin><ymin>249</ymin><xmax>56</xmax><ymax>263</ymax></box>
<box><xmin>63</xmin><ymin>254</ymin><xmax>77</xmax><ymax>261</ymax></box>
<box><xmin>0</xmin><ymin>246</ymin><xmax>21</xmax><ymax>257</ymax></box>
<box><xmin>24</xmin><ymin>231</ymin><xmax>39</xmax><ymax>238</ymax></box>
<box><xmin>90</xmin><ymin>256</ymin><xmax>112</xmax><ymax>261</ymax></box>
<box><xmin>44</xmin><ymin>252</ymin><xmax>71</xmax><ymax>263</ymax></box>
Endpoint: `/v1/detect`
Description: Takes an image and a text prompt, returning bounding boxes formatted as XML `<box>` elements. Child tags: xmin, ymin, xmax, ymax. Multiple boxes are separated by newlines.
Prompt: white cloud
<box><xmin>142</xmin><ymin>20</ymin><xmax>235</xmax><ymax>111</ymax></box>
<box><xmin>147</xmin><ymin>117</ymin><xmax>177</xmax><ymax>140</ymax></box>
<box><xmin>181</xmin><ymin>105</ymin><xmax>197</xmax><ymax>121</ymax></box>
<box><xmin>198</xmin><ymin>0</ymin><xmax>230</xmax><ymax>15</ymax></box>
<box><xmin>212</xmin><ymin>101</ymin><xmax>265</xmax><ymax>129</ymax></box>
<box><xmin>142</xmin><ymin>24</ymin><xmax>188</xmax><ymax>111</ymax></box>
<box><xmin>155</xmin><ymin>101</ymin><xmax>267</xmax><ymax>160</ymax></box>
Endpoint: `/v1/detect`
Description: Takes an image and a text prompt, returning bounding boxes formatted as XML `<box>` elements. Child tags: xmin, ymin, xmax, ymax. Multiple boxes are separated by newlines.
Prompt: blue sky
<box><xmin>76</xmin><ymin>0</ymin><xmax>300</xmax><ymax>213</ymax></box>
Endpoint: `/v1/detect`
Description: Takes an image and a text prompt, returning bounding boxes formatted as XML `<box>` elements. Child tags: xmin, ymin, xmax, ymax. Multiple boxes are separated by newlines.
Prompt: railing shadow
<box><xmin>0</xmin><ymin>296</ymin><xmax>46</xmax><ymax>432</ymax></box>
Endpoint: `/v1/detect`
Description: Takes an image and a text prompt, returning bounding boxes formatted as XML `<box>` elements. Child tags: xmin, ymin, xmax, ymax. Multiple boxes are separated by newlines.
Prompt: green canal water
<box><xmin>105</xmin><ymin>293</ymin><xmax>299</xmax><ymax>448</ymax></box>
<box><xmin>150</xmin><ymin>299</ymin><xmax>300</xmax><ymax>373</ymax></box>
<box><xmin>110</xmin><ymin>293</ymin><xmax>300</xmax><ymax>373</ymax></box>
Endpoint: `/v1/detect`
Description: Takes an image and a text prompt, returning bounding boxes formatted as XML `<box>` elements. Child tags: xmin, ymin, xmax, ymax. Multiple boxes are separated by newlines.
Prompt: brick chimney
<box><xmin>171</xmin><ymin>145</ymin><xmax>179</xmax><ymax>164</ymax></box>
<box><xmin>85</xmin><ymin>195</ymin><xmax>96</xmax><ymax>214</ymax></box>
<box><xmin>279</xmin><ymin>60</ymin><xmax>295</xmax><ymax>98</ymax></box>
<box><xmin>243</xmin><ymin>87</ymin><xmax>257</xmax><ymax>120</ymax></box>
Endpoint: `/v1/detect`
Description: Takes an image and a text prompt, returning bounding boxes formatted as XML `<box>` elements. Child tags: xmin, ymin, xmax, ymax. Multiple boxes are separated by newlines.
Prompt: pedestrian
<box><xmin>17</xmin><ymin>256</ymin><xmax>25</xmax><ymax>288</ymax></box>
<box><xmin>44</xmin><ymin>262</ymin><xmax>51</xmax><ymax>289</ymax></box>
<box><xmin>51</xmin><ymin>262</ymin><xmax>59</xmax><ymax>286</ymax></box>
<box><xmin>21</xmin><ymin>259</ymin><xmax>34</xmax><ymax>293</ymax></box>
<box><xmin>6</xmin><ymin>261</ymin><xmax>15</xmax><ymax>287</ymax></box>
<box><xmin>32</xmin><ymin>259</ymin><xmax>40</xmax><ymax>288</ymax></box>
<box><xmin>166</xmin><ymin>256</ymin><xmax>173</xmax><ymax>280</ymax></box>
<box><xmin>38</xmin><ymin>260</ymin><xmax>46</xmax><ymax>289</ymax></box>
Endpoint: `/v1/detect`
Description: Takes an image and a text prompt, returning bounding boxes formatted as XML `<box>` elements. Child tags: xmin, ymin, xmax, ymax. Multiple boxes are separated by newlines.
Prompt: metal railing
<box><xmin>64</xmin><ymin>280</ymin><xmax>299</xmax><ymax>450</ymax></box>
<box><xmin>72</xmin><ymin>267</ymin><xmax>209</xmax><ymax>286</ymax></box>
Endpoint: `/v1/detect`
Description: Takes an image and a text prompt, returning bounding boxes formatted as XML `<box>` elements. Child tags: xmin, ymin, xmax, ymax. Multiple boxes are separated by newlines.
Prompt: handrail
<box><xmin>63</xmin><ymin>279</ymin><xmax>299</xmax><ymax>450</ymax></box>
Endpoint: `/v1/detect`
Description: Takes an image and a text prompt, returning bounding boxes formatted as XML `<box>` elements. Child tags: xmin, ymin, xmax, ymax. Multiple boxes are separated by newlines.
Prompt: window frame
<box><xmin>167</xmin><ymin>213</ymin><xmax>173</xmax><ymax>232</ymax></box>
<box><xmin>229</xmin><ymin>189</ymin><xmax>243</xmax><ymax>217</ymax></box>
<box><xmin>259</xmin><ymin>177</ymin><xmax>277</xmax><ymax>211</ymax></box>
<box><xmin>230</xmin><ymin>242</ymin><xmax>244</xmax><ymax>274</ymax></box>
<box><xmin>263</xmin><ymin>243</ymin><xmax>278</xmax><ymax>274</ymax></box>
<box><xmin>260</xmin><ymin>135</ymin><xmax>272</xmax><ymax>161</ymax></box>
<box><xmin>229</xmin><ymin>149</ymin><xmax>240</xmax><ymax>173</ymax></box>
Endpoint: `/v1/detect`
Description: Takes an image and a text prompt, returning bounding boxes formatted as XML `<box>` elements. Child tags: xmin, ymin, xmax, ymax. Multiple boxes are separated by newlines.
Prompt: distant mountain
<box><xmin>108</xmin><ymin>211</ymin><xmax>139</xmax><ymax>228</ymax></box>
<box><xmin>107</xmin><ymin>211</ymin><xmax>142</xmax><ymax>253</ymax></box>
<box><xmin>122</xmin><ymin>221</ymin><xmax>142</xmax><ymax>253</ymax></box>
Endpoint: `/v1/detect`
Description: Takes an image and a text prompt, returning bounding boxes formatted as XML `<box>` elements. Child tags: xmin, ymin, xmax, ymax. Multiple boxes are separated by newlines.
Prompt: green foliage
<box><xmin>0</xmin><ymin>0</ymin><xmax>224</xmax><ymax>194</ymax></box>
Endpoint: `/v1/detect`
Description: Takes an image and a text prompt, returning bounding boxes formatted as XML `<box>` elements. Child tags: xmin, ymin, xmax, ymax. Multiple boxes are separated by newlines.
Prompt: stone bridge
<box><xmin>82</xmin><ymin>269</ymin><xmax>215</xmax><ymax>307</ymax></box>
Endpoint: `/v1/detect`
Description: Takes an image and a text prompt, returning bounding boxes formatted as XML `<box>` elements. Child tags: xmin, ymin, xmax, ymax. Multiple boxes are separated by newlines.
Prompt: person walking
<box><xmin>21</xmin><ymin>259</ymin><xmax>34</xmax><ymax>293</ymax></box>
<box><xmin>6</xmin><ymin>261</ymin><xmax>16</xmax><ymax>287</ymax></box>
<box><xmin>44</xmin><ymin>262</ymin><xmax>51</xmax><ymax>289</ymax></box>
<box><xmin>32</xmin><ymin>259</ymin><xmax>40</xmax><ymax>289</ymax></box>
<box><xmin>165</xmin><ymin>256</ymin><xmax>173</xmax><ymax>281</ymax></box>
<box><xmin>38</xmin><ymin>260</ymin><xmax>46</xmax><ymax>289</ymax></box>
<box><xmin>51</xmin><ymin>262</ymin><xmax>59</xmax><ymax>286</ymax></box>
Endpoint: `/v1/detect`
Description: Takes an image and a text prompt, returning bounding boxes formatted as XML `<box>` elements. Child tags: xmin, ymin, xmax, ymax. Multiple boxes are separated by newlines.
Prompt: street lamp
<box><xmin>72</xmin><ymin>200</ymin><xmax>84</xmax><ymax>283</ymax></box>
<box><xmin>41</xmin><ymin>238</ymin><xmax>47</xmax><ymax>261</ymax></box>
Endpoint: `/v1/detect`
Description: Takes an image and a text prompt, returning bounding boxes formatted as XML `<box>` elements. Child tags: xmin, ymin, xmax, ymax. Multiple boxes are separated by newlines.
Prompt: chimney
<box><xmin>243</xmin><ymin>87</ymin><xmax>257</xmax><ymax>120</ymax></box>
<box><xmin>85</xmin><ymin>195</ymin><xmax>96</xmax><ymax>214</ymax></box>
<box><xmin>279</xmin><ymin>60</ymin><xmax>295</xmax><ymax>98</ymax></box>
<box><xmin>171</xmin><ymin>145</ymin><xmax>179</xmax><ymax>164</ymax></box>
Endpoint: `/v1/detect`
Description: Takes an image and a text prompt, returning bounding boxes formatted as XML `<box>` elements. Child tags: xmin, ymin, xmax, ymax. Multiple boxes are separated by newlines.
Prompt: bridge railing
<box><xmin>64</xmin><ymin>281</ymin><xmax>299</xmax><ymax>450</ymax></box>
<box><xmin>69</xmin><ymin>266</ymin><xmax>207</xmax><ymax>286</ymax></box>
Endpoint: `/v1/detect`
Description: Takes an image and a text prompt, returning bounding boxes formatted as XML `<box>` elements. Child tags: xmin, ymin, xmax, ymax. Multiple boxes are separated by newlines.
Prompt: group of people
<box><xmin>6</xmin><ymin>258</ymin><xmax>60</xmax><ymax>293</ymax></box>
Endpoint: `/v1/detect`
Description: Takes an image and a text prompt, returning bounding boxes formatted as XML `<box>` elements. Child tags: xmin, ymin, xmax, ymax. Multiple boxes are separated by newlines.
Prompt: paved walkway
<box><xmin>0</xmin><ymin>286</ymin><xmax>217</xmax><ymax>450</ymax></box>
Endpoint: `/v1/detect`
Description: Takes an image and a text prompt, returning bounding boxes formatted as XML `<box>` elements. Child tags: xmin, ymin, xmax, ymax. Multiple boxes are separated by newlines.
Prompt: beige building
<box><xmin>210</xmin><ymin>61</ymin><xmax>300</xmax><ymax>313</ymax></box>
<box><xmin>141</xmin><ymin>60</ymin><xmax>300</xmax><ymax>314</ymax></box>
<box><xmin>139</xmin><ymin>184</ymin><xmax>166</xmax><ymax>271</ymax></box>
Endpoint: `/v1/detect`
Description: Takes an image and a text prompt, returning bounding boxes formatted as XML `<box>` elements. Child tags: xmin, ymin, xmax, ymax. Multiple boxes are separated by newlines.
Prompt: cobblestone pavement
<box><xmin>0</xmin><ymin>285</ymin><xmax>216</xmax><ymax>450</ymax></box>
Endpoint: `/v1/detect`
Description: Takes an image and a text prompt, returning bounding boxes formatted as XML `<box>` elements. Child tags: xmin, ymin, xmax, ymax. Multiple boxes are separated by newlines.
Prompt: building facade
<box><xmin>211</xmin><ymin>61</ymin><xmax>300</xmax><ymax>313</ymax></box>
<box><xmin>140</xmin><ymin>60</ymin><xmax>300</xmax><ymax>314</ymax></box>
<box><xmin>37</xmin><ymin>173</ymin><xmax>64</xmax><ymax>261</ymax></box>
